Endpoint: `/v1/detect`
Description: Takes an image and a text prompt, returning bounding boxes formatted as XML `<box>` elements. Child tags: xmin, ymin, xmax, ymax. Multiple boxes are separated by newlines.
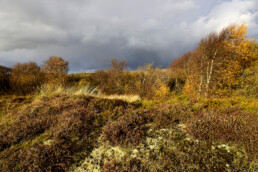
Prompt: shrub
<box><xmin>87</xmin><ymin>61</ymin><xmax>171</xmax><ymax>99</ymax></box>
<box><xmin>102</xmin><ymin>158</ymin><xmax>146</xmax><ymax>172</ymax></box>
<box><xmin>152</xmin><ymin>103</ymin><xmax>193</xmax><ymax>129</ymax></box>
<box><xmin>169</xmin><ymin>52</ymin><xmax>191</xmax><ymax>93</ymax></box>
<box><xmin>12</xmin><ymin>143</ymin><xmax>73</xmax><ymax>171</ymax></box>
<box><xmin>10</xmin><ymin>62</ymin><xmax>43</xmax><ymax>95</ymax></box>
<box><xmin>42</xmin><ymin>56</ymin><xmax>69</xmax><ymax>86</ymax></box>
<box><xmin>88</xmin><ymin>59</ymin><xmax>131</xmax><ymax>95</ymax></box>
<box><xmin>0</xmin><ymin>65</ymin><xmax>11</xmax><ymax>93</ymax></box>
<box><xmin>103</xmin><ymin>113</ymin><xmax>149</xmax><ymax>146</ymax></box>
<box><xmin>187</xmin><ymin>108</ymin><xmax>258</xmax><ymax>157</ymax></box>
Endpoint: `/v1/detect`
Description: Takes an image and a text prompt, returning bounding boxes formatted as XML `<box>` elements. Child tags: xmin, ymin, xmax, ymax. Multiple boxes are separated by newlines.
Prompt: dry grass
<box><xmin>38</xmin><ymin>84</ymin><xmax>101</xmax><ymax>97</ymax></box>
<box><xmin>102</xmin><ymin>94</ymin><xmax>141</xmax><ymax>103</ymax></box>
<box><xmin>38</xmin><ymin>84</ymin><xmax>141</xmax><ymax>103</ymax></box>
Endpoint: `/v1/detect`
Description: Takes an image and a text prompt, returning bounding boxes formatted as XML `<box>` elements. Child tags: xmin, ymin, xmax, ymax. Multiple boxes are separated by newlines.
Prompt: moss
<box><xmin>13</xmin><ymin>131</ymin><xmax>51</xmax><ymax>151</ymax></box>
<box><xmin>140</xmin><ymin>100</ymin><xmax>158</xmax><ymax>108</ymax></box>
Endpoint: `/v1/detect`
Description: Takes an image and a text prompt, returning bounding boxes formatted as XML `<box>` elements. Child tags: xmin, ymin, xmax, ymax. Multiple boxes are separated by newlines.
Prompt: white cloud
<box><xmin>191</xmin><ymin>0</ymin><xmax>257</xmax><ymax>37</ymax></box>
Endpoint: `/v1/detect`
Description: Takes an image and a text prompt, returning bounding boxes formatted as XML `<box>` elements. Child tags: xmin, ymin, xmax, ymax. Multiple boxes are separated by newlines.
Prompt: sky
<box><xmin>0</xmin><ymin>0</ymin><xmax>257</xmax><ymax>73</ymax></box>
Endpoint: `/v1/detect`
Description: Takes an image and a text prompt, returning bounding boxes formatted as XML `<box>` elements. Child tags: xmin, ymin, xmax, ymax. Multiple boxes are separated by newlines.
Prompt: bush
<box><xmin>10</xmin><ymin>62</ymin><xmax>44</xmax><ymax>95</ymax></box>
<box><xmin>102</xmin><ymin>158</ymin><xmax>146</xmax><ymax>172</ymax></box>
<box><xmin>103</xmin><ymin>112</ymin><xmax>149</xmax><ymax>146</ymax></box>
<box><xmin>152</xmin><ymin>103</ymin><xmax>193</xmax><ymax>129</ymax></box>
<box><xmin>42</xmin><ymin>56</ymin><xmax>69</xmax><ymax>86</ymax></box>
<box><xmin>187</xmin><ymin>108</ymin><xmax>258</xmax><ymax>157</ymax></box>
<box><xmin>87</xmin><ymin>61</ymin><xmax>171</xmax><ymax>99</ymax></box>
<box><xmin>0</xmin><ymin>65</ymin><xmax>11</xmax><ymax>93</ymax></box>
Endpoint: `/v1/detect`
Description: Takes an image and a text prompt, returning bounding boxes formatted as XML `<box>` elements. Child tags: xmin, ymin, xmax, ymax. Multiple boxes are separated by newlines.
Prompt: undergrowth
<box><xmin>0</xmin><ymin>93</ymin><xmax>257</xmax><ymax>171</ymax></box>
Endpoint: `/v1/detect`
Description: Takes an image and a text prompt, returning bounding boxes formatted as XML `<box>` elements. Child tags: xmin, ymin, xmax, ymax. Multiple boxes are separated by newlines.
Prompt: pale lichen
<box><xmin>72</xmin><ymin>124</ymin><xmax>250</xmax><ymax>172</ymax></box>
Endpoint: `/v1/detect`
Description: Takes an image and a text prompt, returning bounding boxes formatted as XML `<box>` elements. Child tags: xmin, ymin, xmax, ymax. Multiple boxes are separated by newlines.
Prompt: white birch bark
<box><xmin>205</xmin><ymin>50</ymin><xmax>217</xmax><ymax>97</ymax></box>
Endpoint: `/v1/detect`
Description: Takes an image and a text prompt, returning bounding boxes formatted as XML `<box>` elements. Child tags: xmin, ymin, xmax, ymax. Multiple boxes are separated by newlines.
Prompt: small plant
<box><xmin>103</xmin><ymin>113</ymin><xmax>149</xmax><ymax>146</ymax></box>
<box><xmin>187</xmin><ymin>108</ymin><xmax>258</xmax><ymax>157</ymax></box>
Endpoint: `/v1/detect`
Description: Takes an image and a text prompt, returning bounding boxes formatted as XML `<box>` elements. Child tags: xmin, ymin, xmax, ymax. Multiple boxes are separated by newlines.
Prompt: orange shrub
<box><xmin>10</xmin><ymin>62</ymin><xmax>43</xmax><ymax>95</ymax></box>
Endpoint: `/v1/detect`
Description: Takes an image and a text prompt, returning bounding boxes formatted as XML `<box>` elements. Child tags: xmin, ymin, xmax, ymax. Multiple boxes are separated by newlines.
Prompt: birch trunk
<box><xmin>198</xmin><ymin>57</ymin><xmax>204</xmax><ymax>95</ymax></box>
<box><xmin>205</xmin><ymin>51</ymin><xmax>217</xmax><ymax>97</ymax></box>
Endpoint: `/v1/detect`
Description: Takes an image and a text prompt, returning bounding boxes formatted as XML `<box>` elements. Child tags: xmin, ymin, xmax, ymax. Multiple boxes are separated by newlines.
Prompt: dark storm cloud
<box><xmin>0</xmin><ymin>0</ymin><xmax>257</xmax><ymax>72</ymax></box>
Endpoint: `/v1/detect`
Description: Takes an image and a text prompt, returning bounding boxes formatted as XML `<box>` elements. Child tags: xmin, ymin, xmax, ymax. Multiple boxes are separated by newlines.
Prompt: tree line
<box><xmin>0</xmin><ymin>56</ymin><xmax>68</xmax><ymax>95</ymax></box>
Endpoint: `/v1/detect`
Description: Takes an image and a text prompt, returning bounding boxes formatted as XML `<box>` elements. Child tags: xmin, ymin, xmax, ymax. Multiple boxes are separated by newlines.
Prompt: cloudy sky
<box><xmin>0</xmin><ymin>0</ymin><xmax>257</xmax><ymax>73</ymax></box>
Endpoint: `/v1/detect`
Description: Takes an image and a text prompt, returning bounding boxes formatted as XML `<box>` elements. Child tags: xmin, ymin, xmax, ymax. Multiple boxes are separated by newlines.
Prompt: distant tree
<box><xmin>0</xmin><ymin>65</ymin><xmax>11</xmax><ymax>92</ymax></box>
<box><xmin>42</xmin><ymin>56</ymin><xmax>69</xmax><ymax>74</ymax></box>
<box><xmin>111</xmin><ymin>58</ymin><xmax>127</xmax><ymax>72</ymax></box>
<box><xmin>10</xmin><ymin>62</ymin><xmax>42</xmax><ymax>94</ymax></box>
<box><xmin>88</xmin><ymin>58</ymin><xmax>130</xmax><ymax>95</ymax></box>
<box><xmin>42</xmin><ymin>56</ymin><xmax>69</xmax><ymax>85</ymax></box>
<box><xmin>108</xmin><ymin>58</ymin><xmax>128</xmax><ymax>94</ymax></box>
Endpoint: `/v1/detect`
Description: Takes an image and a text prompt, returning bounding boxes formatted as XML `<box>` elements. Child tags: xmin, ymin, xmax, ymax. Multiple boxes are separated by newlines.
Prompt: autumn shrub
<box><xmin>87</xmin><ymin>61</ymin><xmax>171</xmax><ymax>99</ymax></box>
<box><xmin>132</xmin><ymin>64</ymin><xmax>171</xmax><ymax>99</ymax></box>
<box><xmin>169</xmin><ymin>52</ymin><xmax>190</xmax><ymax>93</ymax></box>
<box><xmin>236</xmin><ymin>59</ymin><xmax>258</xmax><ymax>98</ymax></box>
<box><xmin>88</xmin><ymin>70</ymin><xmax>134</xmax><ymax>95</ymax></box>
<box><xmin>187</xmin><ymin>108</ymin><xmax>258</xmax><ymax>157</ymax></box>
<box><xmin>66</xmin><ymin>72</ymin><xmax>91</xmax><ymax>87</ymax></box>
<box><xmin>152</xmin><ymin>78</ymin><xmax>170</xmax><ymax>101</ymax></box>
<box><xmin>168</xmin><ymin>75</ymin><xmax>186</xmax><ymax>93</ymax></box>
<box><xmin>42</xmin><ymin>56</ymin><xmax>69</xmax><ymax>86</ymax></box>
<box><xmin>103</xmin><ymin>112</ymin><xmax>149</xmax><ymax>146</ymax></box>
<box><xmin>10</xmin><ymin>62</ymin><xmax>44</xmax><ymax>95</ymax></box>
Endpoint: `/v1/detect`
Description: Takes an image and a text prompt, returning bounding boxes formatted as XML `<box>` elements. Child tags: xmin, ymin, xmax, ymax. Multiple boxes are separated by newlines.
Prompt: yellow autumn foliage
<box><xmin>153</xmin><ymin>78</ymin><xmax>170</xmax><ymax>100</ymax></box>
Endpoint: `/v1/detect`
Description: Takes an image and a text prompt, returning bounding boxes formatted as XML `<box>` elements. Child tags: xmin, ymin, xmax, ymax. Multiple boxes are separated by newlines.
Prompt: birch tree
<box><xmin>185</xmin><ymin>23</ymin><xmax>255</xmax><ymax>97</ymax></box>
<box><xmin>194</xmin><ymin>32</ymin><xmax>224</xmax><ymax>96</ymax></box>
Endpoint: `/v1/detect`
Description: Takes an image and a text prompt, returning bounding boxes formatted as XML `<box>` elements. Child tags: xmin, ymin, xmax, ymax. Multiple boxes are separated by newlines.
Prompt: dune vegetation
<box><xmin>0</xmin><ymin>24</ymin><xmax>257</xmax><ymax>171</ymax></box>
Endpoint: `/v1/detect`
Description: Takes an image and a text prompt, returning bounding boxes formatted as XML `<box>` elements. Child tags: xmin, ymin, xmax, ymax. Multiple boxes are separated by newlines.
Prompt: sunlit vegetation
<box><xmin>183</xmin><ymin>24</ymin><xmax>257</xmax><ymax>97</ymax></box>
<box><xmin>0</xmin><ymin>23</ymin><xmax>257</xmax><ymax>171</ymax></box>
